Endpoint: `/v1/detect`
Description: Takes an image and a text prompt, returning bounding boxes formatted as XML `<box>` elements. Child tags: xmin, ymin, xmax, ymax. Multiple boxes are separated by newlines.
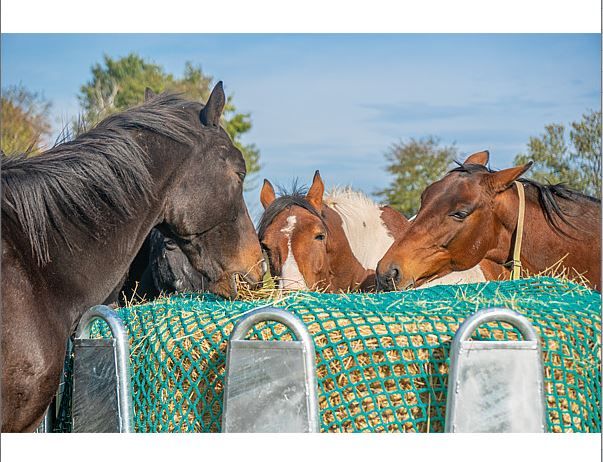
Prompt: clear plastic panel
<box><xmin>223</xmin><ymin>340</ymin><xmax>313</xmax><ymax>432</ymax></box>
<box><xmin>450</xmin><ymin>341</ymin><xmax>546</xmax><ymax>432</ymax></box>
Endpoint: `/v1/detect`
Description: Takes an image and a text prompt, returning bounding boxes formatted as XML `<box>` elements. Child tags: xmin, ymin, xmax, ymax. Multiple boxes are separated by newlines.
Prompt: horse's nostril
<box><xmin>375</xmin><ymin>263</ymin><xmax>402</xmax><ymax>292</ymax></box>
<box><xmin>388</xmin><ymin>264</ymin><xmax>401</xmax><ymax>284</ymax></box>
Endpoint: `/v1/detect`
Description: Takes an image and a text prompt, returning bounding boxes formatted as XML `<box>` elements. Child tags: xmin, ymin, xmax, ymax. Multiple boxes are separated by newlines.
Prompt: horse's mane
<box><xmin>257</xmin><ymin>182</ymin><xmax>327</xmax><ymax>240</ymax></box>
<box><xmin>324</xmin><ymin>187</ymin><xmax>378</xmax><ymax>209</ymax></box>
<box><xmin>1</xmin><ymin>93</ymin><xmax>199</xmax><ymax>265</ymax></box>
<box><xmin>324</xmin><ymin>187</ymin><xmax>384</xmax><ymax>234</ymax></box>
<box><xmin>449</xmin><ymin>162</ymin><xmax>600</xmax><ymax>235</ymax></box>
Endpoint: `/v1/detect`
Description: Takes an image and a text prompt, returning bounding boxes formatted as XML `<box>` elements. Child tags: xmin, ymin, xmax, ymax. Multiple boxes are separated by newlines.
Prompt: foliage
<box><xmin>515</xmin><ymin>110</ymin><xmax>601</xmax><ymax>198</ymax></box>
<box><xmin>1</xmin><ymin>84</ymin><xmax>52</xmax><ymax>154</ymax></box>
<box><xmin>376</xmin><ymin>136</ymin><xmax>457</xmax><ymax>216</ymax></box>
<box><xmin>77</xmin><ymin>54</ymin><xmax>260</xmax><ymax>185</ymax></box>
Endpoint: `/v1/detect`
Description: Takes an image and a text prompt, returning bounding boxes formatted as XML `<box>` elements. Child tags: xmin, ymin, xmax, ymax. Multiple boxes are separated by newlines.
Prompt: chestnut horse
<box><xmin>1</xmin><ymin>83</ymin><xmax>264</xmax><ymax>431</ymax></box>
<box><xmin>258</xmin><ymin>171</ymin><xmax>486</xmax><ymax>292</ymax></box>
<box><xmin>376</xmin><ymin>150</ymin><xmax>601</xmax><ymax>290</ymax></box>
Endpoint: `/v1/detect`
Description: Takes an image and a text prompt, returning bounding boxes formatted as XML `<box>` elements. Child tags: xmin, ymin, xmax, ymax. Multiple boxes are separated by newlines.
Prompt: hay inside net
<box><xmin>58</xmin><ymin>277</ymin><xmax>601</xmax><ymax>433</ymax></box>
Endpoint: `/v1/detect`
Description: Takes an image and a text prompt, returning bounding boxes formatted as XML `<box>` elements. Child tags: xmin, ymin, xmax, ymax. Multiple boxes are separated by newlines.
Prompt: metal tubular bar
<box><xmin>228</xmin><ymin>307</ymin><xmax>319</xmax><ymax>432</ymax></box>
<box><xmin>36</xmin><ymin>402</ymin><xmax>55</xmax><ymax>433</ymax></box>
<box><xmin>452</xmin><ymin>307</ymin><xmax>538</xmax><ymax>346</ymax></box>
<box><xmin>74</xmin><ymin>305</ymin><xmax>133</xmax><ymax>433</ymax></box>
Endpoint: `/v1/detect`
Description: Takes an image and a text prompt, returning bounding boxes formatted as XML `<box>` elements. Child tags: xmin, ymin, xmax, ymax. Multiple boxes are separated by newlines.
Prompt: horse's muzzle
<box><xmin>376</xmin><ymin>263</ymin><xmax>402</xmax><ymax>292</ymax></box>
<box><xmin>208</xmin><ymin>271</ymin><xmax>262</xmax><ymax>300</ymax></box>
<box><xmin>236</xmin><ymin>271</ymin><xmax>264</xmax><ymax>291</ymax></box>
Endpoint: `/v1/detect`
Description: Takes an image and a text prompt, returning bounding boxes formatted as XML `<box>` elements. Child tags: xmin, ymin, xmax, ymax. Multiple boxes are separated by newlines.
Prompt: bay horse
<box><xmin>1</xmin><ymin>83</ymin><xmax>265</xmax><ymax>432</ymax></box>
<box><xmin>376</xmin><ymin>150</ymin><xmax>601</xmax><ymax>291</ymax></box>
<box><xmin>258</xmin><ymin>171</ymin><xmax>486</xmax><ymax>292</ymax></box>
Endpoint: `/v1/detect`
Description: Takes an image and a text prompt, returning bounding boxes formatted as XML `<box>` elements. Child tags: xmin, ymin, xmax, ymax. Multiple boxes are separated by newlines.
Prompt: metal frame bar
<box><xmin>450</xmin><ymin>308</ymin><xmax>538</xmax><ymax>345</ymax></box>
<box><xmin>445</xmin><ymin>307</ymin><xmax>546</xmax><ymax>432</ymax></box>
<box><xmin>73</xmin><ymin>305</ymin><xmax>133</xmax><ymax>433</ymax></box>
<box><xmin>223</xmin><ymin>307</ymin><xmax>319</xmax><ymax>432</ymax></box>
<box><xmin>35</xmin><ymin>402</ymin><xmax>55</xmax><ymax>433</ymax></box>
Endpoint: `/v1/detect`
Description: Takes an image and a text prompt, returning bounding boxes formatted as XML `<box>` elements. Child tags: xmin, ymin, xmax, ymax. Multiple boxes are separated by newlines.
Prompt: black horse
<box><xmin>1</xmin><ymin>83</ymin><xmax>265</xmax><ymax>432</ymax></box>
<box><xmin>109</xmin><ymin>228</ymin><xmax>209</xmax><ymax>304</ymax></box>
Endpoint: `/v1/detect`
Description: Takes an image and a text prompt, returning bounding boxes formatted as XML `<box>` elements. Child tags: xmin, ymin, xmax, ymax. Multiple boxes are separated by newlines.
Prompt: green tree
<box><xmin>1</xmin><ymin>84</ymin><xmax>52</xmax><ymax>154</ymax></box>
<box><xmin>514</xmin><ymin>110</ymin><xmax>601</xmax><ymax>198</ymax></box>
<box><xmin>376</xmin><ymin>136</ymin><xmax>457</xmax><ymax>216</ymax></box>
<box><xmin>78</xmin><ymin>54</ymin><xmax>260</xmax><ymax>186</ymax></box>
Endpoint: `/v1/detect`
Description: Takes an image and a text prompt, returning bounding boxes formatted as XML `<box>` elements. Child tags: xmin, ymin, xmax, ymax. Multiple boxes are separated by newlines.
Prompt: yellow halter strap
<box><xmin>511</xmin><ymin>181</ymin><xmax>526</xmax><ymax>280</ymax></box>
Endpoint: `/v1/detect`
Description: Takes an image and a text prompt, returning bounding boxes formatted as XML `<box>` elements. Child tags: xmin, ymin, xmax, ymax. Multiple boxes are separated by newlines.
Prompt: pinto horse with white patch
<box><xmin>258</xmin><ymin>171</ymin><xmax>486</xmax><ymax>292</ymax></box>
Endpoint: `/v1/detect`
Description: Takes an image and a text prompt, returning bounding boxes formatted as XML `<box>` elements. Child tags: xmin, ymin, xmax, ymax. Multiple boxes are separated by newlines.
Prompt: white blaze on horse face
<box><xmin>279</xmin><ymin>215</ymin><xmax>308</xmax><ymax>290</ymax></box>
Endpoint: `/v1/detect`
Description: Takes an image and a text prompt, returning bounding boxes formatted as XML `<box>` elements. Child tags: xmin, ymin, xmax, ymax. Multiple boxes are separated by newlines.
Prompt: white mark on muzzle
<box><xmin>279</xmin><ymin>215</ymin><xmax>308</xmax><ymax>290</ymax></box>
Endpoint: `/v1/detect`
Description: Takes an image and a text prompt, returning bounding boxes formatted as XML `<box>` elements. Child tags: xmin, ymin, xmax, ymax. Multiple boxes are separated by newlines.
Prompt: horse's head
<box><xmin>258</xmin><ymin>171</ymin><xmax>333</xmax><ymax>290</ymax></box>
<box><xmin>153</xmin><ymin>83</ymin><xmax>265</xmax><ymax>298</ymax></box>
<box><xmin>376</xmin><ymin>150</ymin><xmax>532</xmax><ymax>290</ymax></box>
<box><xmin>148</xmin><ymin>228</ymin><xmax>208</xmax><ymax>294</ymax></box>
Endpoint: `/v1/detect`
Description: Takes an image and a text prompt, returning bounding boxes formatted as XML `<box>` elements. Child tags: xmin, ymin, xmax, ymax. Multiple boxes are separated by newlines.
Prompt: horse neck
<box><xmin>322</xmin><ymin>206</ymin><xmax>372</xmax><ymax>291</ymax></box>
<box><xmin>324</xmin><ymin>191</ymin><xmax>396</xmax><ymax>270</ymax></box>
<box><xmin>493</xmin><ymin>183</ymin><xmax>601</xmax><ymax>282</ymax></box>
<box><xmin>32</xmin><ymin>146</ymin><xmax>188</xmax><ymax>330</ymax></box>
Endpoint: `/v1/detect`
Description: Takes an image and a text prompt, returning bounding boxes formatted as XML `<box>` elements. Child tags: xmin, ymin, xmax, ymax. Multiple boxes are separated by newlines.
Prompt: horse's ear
<box><xmin>488</xmin><ymin>162</ymin><xmax>533</xmax><ymax>192</ymax></box>
<box><xmin>144</xmin><ymin>87</ymin><xmax>157</xmax><ymax>101</ymax></box>
<box><xmin>260</xmin><ymin>179</ymin><xmax>276</xmax><ymax>209</ymax></box>
<box><xmin>306</xmin><ymin>170</ymin><xmax>325</xmax><ymax>211</ymax></box>
<box><xmin>200</xmin><ymin>81</ymin><xmax>225</xmax><ymax>127</ymax></box>
<box><xmin>463</xmin><ymin>150</ymin><xmax>490</xmax><ymax>166</ymax></box>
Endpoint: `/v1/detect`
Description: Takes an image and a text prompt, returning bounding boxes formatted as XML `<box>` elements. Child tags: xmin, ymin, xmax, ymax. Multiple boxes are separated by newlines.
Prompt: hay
<box><xmin>66</xmin><ymin>276</ymin><xmax>601</xmax><ymax>433</ymax></box>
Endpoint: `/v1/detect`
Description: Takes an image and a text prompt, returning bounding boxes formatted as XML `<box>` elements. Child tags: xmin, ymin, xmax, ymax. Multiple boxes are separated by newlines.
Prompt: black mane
<box><xmin>1</xmin><ymin>93</ymin><xmax>199</xmax><ymax>265</ymax></box>
<box><xmin>449</xmin><ymin>161</ymin><xmax>600</xmax><ymax>234</ymax></box>
<box><xmin>257</xmin><ymin>183</ymin><xmax>326</xmax><ymax>239</ymax></box>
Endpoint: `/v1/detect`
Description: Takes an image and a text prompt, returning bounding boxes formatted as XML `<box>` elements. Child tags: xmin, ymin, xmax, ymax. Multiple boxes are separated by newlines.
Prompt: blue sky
<box><xmin>1</xmin><ymin>34</ymin><xmax>600</xmax><ymax>219</ymax></box>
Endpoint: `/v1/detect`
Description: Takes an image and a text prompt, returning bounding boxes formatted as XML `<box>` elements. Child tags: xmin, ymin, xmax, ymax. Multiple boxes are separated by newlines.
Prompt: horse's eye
<box><xmin>450</xmin><ymin>210</ymin><xmax>469</xmax><ymax>220</ymax></box>
<box><xmin>164</xmin><ymin>240</ymin><xmax>178</xmax><ymax>250</ymax></box>
<box><xmin>236</xmin><ymin>172</ymin><xmax>246</xmax><ymax>182</ymax></box>
<box><xmin>315</xmin><ymin>233</ymin><xmax>326</xmax><ymax>241</ymax></box>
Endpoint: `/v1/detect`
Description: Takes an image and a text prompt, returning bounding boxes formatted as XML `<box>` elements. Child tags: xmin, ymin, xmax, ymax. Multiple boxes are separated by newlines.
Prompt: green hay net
<box><xmin>58</xmin><ymin>277</ymin><xmax>601</xmax><ymax>432</ymax></box>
